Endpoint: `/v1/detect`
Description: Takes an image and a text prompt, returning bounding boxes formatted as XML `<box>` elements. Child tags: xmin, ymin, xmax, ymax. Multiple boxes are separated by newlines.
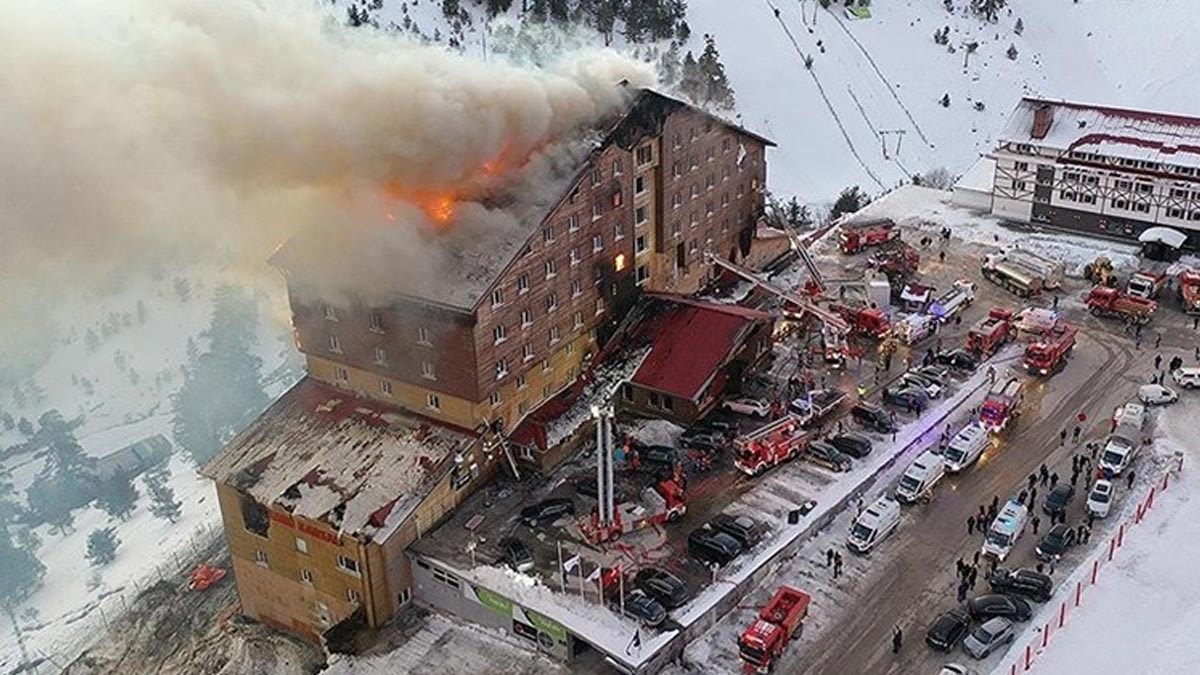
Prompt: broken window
<box><xmin>241</xmin><ymin>496</ymin><xmax>270</xmax><ymax>538</ymax></box>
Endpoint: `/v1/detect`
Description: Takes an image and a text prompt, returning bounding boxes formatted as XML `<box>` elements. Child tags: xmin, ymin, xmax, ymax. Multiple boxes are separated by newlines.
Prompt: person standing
<box><xmin>967</xmin><ymin>515</ymin><xmax>976</xmax><ymax>535</ymax></box>
<box><xmin>1031</xmin><ymin>515</ymin><xmax>1041</xmax><ymax>535</ymax></box>
<box><xmin>1127</xmin><ymin>469</ymin><xmax>1137</xmax><ymax>490</ymax></box>
<box><xmin>968</xmin><ymin>566</ymin><xmax>978</xmax><ymax>589</ymax></box>
<box><xmin>892</xmin><ymin>625</ymin><xmax>903</xmax><ymax>654</ymax></box>
<box><xmin>1059</xmin><ymin>428</ymin><xmax>1067</xmax><ymax>446</ymax></box>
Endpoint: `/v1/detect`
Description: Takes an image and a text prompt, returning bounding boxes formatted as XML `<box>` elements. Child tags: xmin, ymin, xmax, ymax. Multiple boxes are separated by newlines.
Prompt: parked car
<box><xmin>639</xmin><ymin>445</ymin><xmax>678</xmax><ymax>469</ymax></box>
<box><xmin>1086</xmin><ymin>479</ymin><xmax>1114</xmax><ymax>519</ymax></box>
<box><xmin>723</xmin><ymin>397</ymin><xmax>772</xmax><ymax>418</ymax></box>
<box><xmin>633</xmin><ymin>567</ymin><xmax>689</xmax><ymax>609</ymax></box>
<box><xmin>915</xmin><ymin>364</ymin><xmax>951</xmax><ymax>386</ymax></box>
<box><xmin>806</xmin><ymin>440</ymin><xmax>853</xmax><ymax>472</ymax></box>
<box><xmin>687</xmin><ymin>527</ymin><xmax>743</xmax><ymax>567</ymax></box>
<box><xmin>900</xmin><ymin>371</ymin><xmax>943</xmax><ymax>398</ymax></box>
<box><xmin>924</xmin><ymin>608</ymin><xmax>971</xmax><ymax>652</ymax></box>
<box><xmin>1172</xmin><ymin>366</ymin><xmax>1200</xmax><ymax>389</ymax></box>
<box><xmin>988</xmin><ymin>568</ymin><xmax>1053</xmax><ymax>602</ymax></box>
<box><xmin>572</xmin><ymin>476</ymin><xmax>628</xmax><ymax>502</ymax></box>
<box><xmin>521</xmin><ymin>497</ymin><xmax>575</xmax><ymax>527</ymax></box>
<box><xmin>1035</xmin><ymin>524</ymin><xmax>1077</xmax><ymax>562</ymax></box>
<box><xmin>614</xmin><ymin>589</ymin><xmax>667</xmax><ymax>627</ymax></box>
<box><xmin>882</xmin><ymin>387</ymin><xmax>930</xmax><ymax>412</ymax></box>
<box><xmin>1137</xmin><ymin>383</ymin><xmax>1178</xmax><ymax>406</ymax></box>
<box><xmin>938</xmin><ymin>665</ymin><xmax>979</xmax><ymax>675</ymax></box>
<box><xmin>680</xmin><ymin>430</ymin><xmax>727</xmax><ymax>451</ymax></box>
<box><xmin>1042</xmin><ymin>484</ymin><xmax>1075</xmax><ymax>516</ymax></box>
<box><xmin>688</xmin><ymin>419</ymin><xmax>738</xmax><ymax>439</ymax></box>
<box><xmin>851</xmin><ymin>402</ymin><xmax>897</xmax><ymax>433</ymax></box>
<box><xmin>709</xmin><ymin>513</ymin><xmax>768</xmax><ymax>550</ymax></box>
<box><xmin>1099</xmin><ymin>434</ymin><xmax>1140</xmax><ymax>477</ymax></box>
<box><xmin>966</xmin><ymin>594</ymin><xmax>1032</xmax><ymax>623</ymax></box>
<box><xmin>828</xmin><ymin>432</ymin><xmax>873</xmax><ymax>459</ymax></box>
<box><xmin>499</xmin><ymin>537</ymin><xmax>534</xmax><ymax>573</ymax></box>
<box><xmin>935</xmin><ymin>349</ymin><xmax>980</xmax><ymax>372</ymax></box>
<box><xmin>962</xmin><ymin>617</ymin><xmax>1015</xmax><ymax>659</ymax></box>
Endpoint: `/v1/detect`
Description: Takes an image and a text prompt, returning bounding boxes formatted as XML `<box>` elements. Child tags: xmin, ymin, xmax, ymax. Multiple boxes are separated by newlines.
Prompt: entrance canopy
<box><xmin>1138</xmin><ymin>227</ymin><xmax>1186</xmax><ymax>249</ymax></box>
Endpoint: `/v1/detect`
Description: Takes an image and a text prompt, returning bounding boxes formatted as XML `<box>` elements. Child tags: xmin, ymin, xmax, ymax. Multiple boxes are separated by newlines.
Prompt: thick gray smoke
<box><xmin>0</xmin><ymin>0</ymin><xmax>655</xmax><ymax>372</ymax></box>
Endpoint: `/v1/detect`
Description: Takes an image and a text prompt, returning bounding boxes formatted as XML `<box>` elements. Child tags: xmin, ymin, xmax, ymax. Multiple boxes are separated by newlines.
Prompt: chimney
<box><xmin>1031</xmin><ymin>103</ymin><xmax>1054</xmax><ymax>140</ymax></box>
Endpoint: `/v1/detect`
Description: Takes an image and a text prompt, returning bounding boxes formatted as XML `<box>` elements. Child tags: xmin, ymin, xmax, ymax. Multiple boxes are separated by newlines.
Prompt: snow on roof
<box><xmin>1000</xmin><ymin>98</ymin><xmax>1200</xmax><ymax>168</ymax></box>
<box><xmin>541</xmin><ymin>347</ymin><xmax>650</xmax><ymax>449</ymax></box>
<box><xmin>1139</xmin><ymin>226</ymin><xmax>1187</xmax><ymax>249</ymax></box>
<box><xmin>954</xmin><ymin>156</ymin><xmax>995</xmax><ymax>192</ymax></box>
<box><xmin>202</xmin><ymin>377</ymin><xmax>477</xmax><ymax>542</ymax></box>
<box><xmin>630</xmin><ymin>295</ymin><xmax>772</xmax><ymax>401</ymax></box>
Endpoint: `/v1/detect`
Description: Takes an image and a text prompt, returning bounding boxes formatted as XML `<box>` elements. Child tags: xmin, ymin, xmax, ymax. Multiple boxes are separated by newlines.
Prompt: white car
<box><xmin>1087</xmin><ymin>479</ymin><xmax>1114</xmax><ymax>518</ymax></box>
<box><xmin>939</xmin><ymin>664</ymin><xmax>979</xmax><ymax>675</ymax></box>
<box><xmin>1172</xmin><ymin>367</ymin><xmax>1200</xmax><ymax>390</ymax></box>
<box><xmin>722</xmin><ymin>397</ymin><xmax>771</xmax><ymax>418</ymax></box>
<box><xmin>1138</xmin><ymin>383</ymin><xmax>1178</xmax><ymax>406</ymax></box>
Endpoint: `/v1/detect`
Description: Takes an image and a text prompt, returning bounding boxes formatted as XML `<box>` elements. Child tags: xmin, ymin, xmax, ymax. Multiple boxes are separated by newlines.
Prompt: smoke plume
<box><xmin>0</xmin><ymin>0</ymin><xmax>655</xmax><ymax>371</ymax></box>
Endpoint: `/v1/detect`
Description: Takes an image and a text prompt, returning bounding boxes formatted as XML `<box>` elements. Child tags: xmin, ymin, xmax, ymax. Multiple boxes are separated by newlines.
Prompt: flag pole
<box><xmin>557</xmin><ymin>541</ymin><xmax>565</xmax><ymax>593</ymax></box>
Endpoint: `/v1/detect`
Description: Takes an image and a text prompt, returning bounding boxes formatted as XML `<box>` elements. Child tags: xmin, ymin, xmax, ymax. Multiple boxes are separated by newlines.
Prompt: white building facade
<box><xmin>989</xmin><ymin>98</ymin><xmax>1200</xmax><ymax>249</ymax></box>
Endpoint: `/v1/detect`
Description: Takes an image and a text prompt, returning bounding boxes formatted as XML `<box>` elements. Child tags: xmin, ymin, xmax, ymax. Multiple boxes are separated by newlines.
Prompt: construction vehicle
<box><xmin>868</xmin><ymin>240</ymin><xmax>920</xmax><ymax>285</ymax></box>
<box><xmin>1024</xmin><ymin>323</ymin><xmax>1078</xmax><ymax>376</ymax></box>
<box><xmin>980</xmin><ymin>377</ymin><xmax>1023</xmax><ymax>432</ymax></box>
<box><xmin>1126</xmin><ymin>262</ymin><xmax>1170</xmax><ymax>299</ymax></box>
<box><xmin>928</xmin><ymin>279</ymin><xmax>976</xmax><ymax>322</ymax></box>
<box><xmin>966</xmin><ymin>308</ymin><xmax>1015</xmax><ymax>356</ymax></box>
<box><xmin>830</xmin><ymin>303</ymin><xmax>891</xmax><ymax>338</ymax></box>
<box><xmin>189</xmin><ymin>564</ymin><xmax>227</xmax><ymax>591</ymax></box>
<box><xmin>1084</xmin><ymin>256</ymin><xmax>1117</xmax><ymax>287</ymax></box>
<box><xmin>894</xmin><ymin>313</ymin><xmax>938</xmax><ymax>345</ymax></box>
<box><xmin>1002</xmin><ymin>248</ymin><xmax>1065</xmax><ymax>289</ymax></box>
<box><xmin>899</xmin><ymin>282</ymin><xmax>935</xmax><ymax>313</ymax></box>
<box><xmin>738</xmin><ymin>586</ymin><xmax>812</xmax><ymax>673</ymax></box>
<box><xmin>1179</xmin><ymin>269</ymin><xmax>1200</xmax><ymax>314</ymax></box>
<box><xmin>1085</xmin><ymin>286</ymin><xmax>1156</xmax><ymax>325</ymax></box>
<box><xmin>839</xmin><ymin>218</ymin><xmax>899</xmax><ymax>254</ymax></box>
<box><xmin>733</xmin><ymin>416</ymin><xmax>810</xmax><ymax>476</ymax></box>
<box><xmin>583</xmin><ymin>477</ymin><xmax>687</xmax><ymax>543</ymax></box>
<box><xmin>981</xmin><ymin>253</ymin><xmax>1046</xmax><ymax>298</ymax></box>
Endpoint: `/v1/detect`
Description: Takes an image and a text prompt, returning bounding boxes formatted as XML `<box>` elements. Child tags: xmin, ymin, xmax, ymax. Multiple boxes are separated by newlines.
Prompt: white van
<box><xmin>1098</xmin><ymin>433</ymin><xmax>1140</xmax><ymax>477</ymax></box>
<box><xmin>846</xmin><ymin>496</ymin><xmax>901</xmax><ymax>554</ymax></box>
<box><xmin>1172</xmin><ymin>367</ymin><xmax>1200</xmax><ymax>390</ymax></box>
<box><xmin>982</xmin><ymin>499</ymin><xmax>1028</xmax><ymax>561</ymax></box>
<box><xmin>895</xmin><ymin>450</ymin><xmax>946</xmax><ymax>504</ymax></box>
<box><xmin>944</xmin><ymin>422</ymin><xmax>990</xmax><ymax>473</ymax></box>
<box><xmin>1113</xmin><ymin>402</ymin><xmax>1147</xmax><ymax>431</ymax></box>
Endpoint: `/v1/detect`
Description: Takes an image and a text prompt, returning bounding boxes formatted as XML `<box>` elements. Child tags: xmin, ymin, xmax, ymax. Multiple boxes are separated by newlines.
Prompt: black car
<box><xmin>687</xmin><ymin>419</ymin><xmax>737</xmax><ymax>440</ymax></box>
<box><xmin>829</xmin><ymin>432</ymin><xmax>873</xmax><ymax>459</ymax></box>
<box><xmin>680</xmin><ymin>430</ymin><xmax>727</xmax><ymax>451</ymax></box>
<box><xmin>989</xmin><ymin>568</ymin><xmax>1054</xmax><ymax>602</ymax></box>
<box><xmin>709</xmin><ymin>513</ymin><xmax>768</xmax><ymax>550</ymax></box>
<box><xmin>915</xmin><ymin>364</ymin><xmax>951</xmax><ymax>385</ymax></box>
<box><xmin>499</xmin><ymin>537</ymin><xmax>534</xmax><ymax>573</ymax></box>
<box><xmin>633</xmin><ymin>567</ymin><xmax>689</xmax><ymax>609</ymax></box>
<box><xmin>1042</xmin><ymin>484</ymin><xmax>1076</xmax><ymax>516</ymax></box>
<box><xmin>882</xmin><ymin>387</ymin><xmax>930</xmax><ymax>412</ymax></box>
<box><xmin>1035</xmin><ymin>524</ymin><xmax>1077</xmax><ymax>561</ymax></box>
<box><xmin>572</xmin><ymin>476</ymin><xmax>628</xmax><ymax>502</ymax></box>
<box><xmin>925</xmin><ymin>608</ymin><xmax>971</xmax><ymax>651</ymax></box>
<box><xmin>687</xmin><ymin>527</ymin><xmax>743</xmax><ymax>566</ymax></box>
<box><xmin>639</xmin><ymin>445</ymin><xmax>678</xmax><ymax>468</ymax></box>
<box><xmin>520</xmin><ymin>497</ymin><xmax>575</xmax><ymax>527</ymax></box>
<box><xmin>614</xmin><ymin>589</ymin><xmax>667</xmax><ymax>627</ymax></box>
<box><xmin>936</xmin><ymin>349</ymin><xmax>980</xmax><ymax>372</ymax></box>
<box><xmin>806</xmin><ymin>441</ymin><xmax>853</xmax><ymax>472</ymax></box>
<box><xmin>966</xmin><ymin>594</ymin><xmax>1033</xmax><ymax>622</ymax></box>
<box><xmin>851</xmin><ymin>402</ymin><xmax>897</xmax><ymax>433</ymax></box>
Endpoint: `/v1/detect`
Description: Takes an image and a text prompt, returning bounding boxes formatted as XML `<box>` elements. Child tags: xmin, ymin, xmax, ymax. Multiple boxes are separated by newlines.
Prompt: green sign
<box><xmin>473</xmin><ymin>586</ymin><xmax>512</xmax><ymax>616</ymax></box>
<box><xmin>526</xmin><ymin>609</ymin><xmax>567</xmax><ymax>642</ymax></box>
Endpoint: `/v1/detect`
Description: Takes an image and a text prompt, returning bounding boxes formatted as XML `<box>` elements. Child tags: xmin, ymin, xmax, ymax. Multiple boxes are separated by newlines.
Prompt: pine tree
<box><xmin>486</xmin><ymin>0</ymin><xmax>514</xmax><ymax>17</ymax></box>
<box><xmin>86</xmin><ymin>527</ymin><xmax>119</xmax><ymax>567</ymax></box>
<box><xmin>697</xmin><ymin>34</ymin><xmax>736</xmax><ymax>111</ymax></box>
<box><xmin>831</xmin><ymin>186</ymin><xmax>868</xmax><ymax>219</ymax></box>
<box><xmin>528</xmin><ymin>0</ymin><xmax>548</xmax><ymax>22</ymax></box>
<box><xmin>0</xmin><ymin>526</ymin><xmax>44</xmax><ymax>605</ymax></box>
<box><xmin>145</xmin><ymin>465</ymin><xmax>182</xmax><ymax>523</ymax></box>
<box><xmin>96</xmin><ymin>473</ymin><xmax>139</xmax><ymax>522</ymax></box>
<box><xmin>17</xmin><ymin>417</ymin><xmax>33</xmax><ymax>436</ymax></box>
<box><xmin>548</xmin><ymin>0</ymin><xmax>569</xmax><ymax>22</ymax></box>
<box><xmin>678</xmin><ymin>51</ymin><xmax>704</xmax><ymax>104</ymax></box>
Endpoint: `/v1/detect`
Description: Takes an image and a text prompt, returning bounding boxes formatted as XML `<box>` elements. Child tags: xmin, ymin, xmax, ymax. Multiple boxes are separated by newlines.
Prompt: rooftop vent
<box><xmin>1032</xmin><ymin>103</ymin><xmax>1055</xmax><ymax>140</ymax></box>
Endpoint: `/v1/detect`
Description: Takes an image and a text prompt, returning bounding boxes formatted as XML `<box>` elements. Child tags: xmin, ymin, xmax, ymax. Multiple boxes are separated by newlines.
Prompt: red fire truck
<box><xmin>980</xmin><ymin>377</ymin><xmax>1023</xmax><ymax>432</ymax></box>
<box><xmin>966</xmin><ymin>308</ymin><xmax>1014</xmax><ymax>356</ymax></box>
<box><xmin>1024</xmin><ymin>323</ymin><xmax>1077</xmax><ymax>376</ymax></box>
<box><xmin>738</xmin><ymin>586</ymin><xmax>811</xmax><ymax>673</ymax></box>
<box><xmin>830</xmin><ymin>303</ymin><xmax>891</xmax><ymax>339</ymax></box>
<box><xmin>1085</xmin><ymin>286</ymin><xmax>1156</xmax><ymax>325</ymax></box>
<box><xmin>839</xmin><ymin>218</ymin><xmax>899</xmax><ymax>254</ymax></box>
<box><xmin>583</xmin><ymin>478</ymin><xmax>686</xmax><ymax>544</ymax></box>
<box><xmin>733</xmin><ymin>416</ymin><xmax>810</xmax><ymax>476</ymax></box>
<box><xmin>1178</xmin><ymin>270</ymin><xmax>1200</xmax><ymax>314</ymax></box>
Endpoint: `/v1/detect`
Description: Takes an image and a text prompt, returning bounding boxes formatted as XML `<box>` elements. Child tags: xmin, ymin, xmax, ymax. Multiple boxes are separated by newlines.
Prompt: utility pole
<box><xmin>879</xmin><ymin>130</ymin><xmax>906</xmax><ymax>159</ymax></box>
<box><xmin>5</xmin><ymin>603</ymin><xmax>37</xmax><ymax>675</ymax></box>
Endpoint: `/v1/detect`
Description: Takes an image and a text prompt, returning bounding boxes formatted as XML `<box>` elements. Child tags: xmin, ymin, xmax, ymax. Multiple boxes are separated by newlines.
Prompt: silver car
<box><xmin>962</xmin><ymin>617</ymin><xmax>1014</xmax><ymax>659</ymax></box>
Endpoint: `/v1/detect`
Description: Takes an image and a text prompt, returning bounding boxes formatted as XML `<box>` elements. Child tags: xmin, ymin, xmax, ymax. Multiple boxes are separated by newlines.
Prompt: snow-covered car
<box><xmin>962</xmin><ymin>617</ymin><xmax>1015</xmax><ymax>659</ymax></box>
<box><xmin>1086</xmin><ymin>479</ymin><xmax>1114</xmax><ymax>518</ymax></box>
<box><xmin>1137</xmin><ymin>383</ymin><xmax>1178</xmax><ymax>406</ymax></box>
<box><xmin>938</xmin><ymin>665</ymin><xmax>979</xmax><ymax>675</ymax></box>
<box><xmin>899</xmin><ymin>371</ymin><xmax>943</xmax><ymax>398</ymax></box>
<box><xmin>722</xmin><ymin>397</ymin><xmax>772</xmax><ymax>418</ymax></box>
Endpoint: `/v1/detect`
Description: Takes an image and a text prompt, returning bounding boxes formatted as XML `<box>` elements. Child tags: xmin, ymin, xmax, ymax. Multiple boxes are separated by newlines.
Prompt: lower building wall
<box><xmin>409</xmin><ymin>555</ymin><xmax>576</xmax><ymax>662</ymax></box>
<box><xmin>991</xmin><ymin>195</ymin><xmax>1032</xmax><ymax>221</ymax></box>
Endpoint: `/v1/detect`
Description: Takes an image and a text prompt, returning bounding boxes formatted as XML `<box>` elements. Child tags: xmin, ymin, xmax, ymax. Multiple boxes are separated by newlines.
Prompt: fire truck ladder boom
<box><xmin>706</xmin><ymin>254</ymin><xmax>850</xmax><ymax>334</ymax></box>
<box><xmin>781</xmin><ymin>223</ymin><xmax>826</xmax><ymax>293</ymax></box>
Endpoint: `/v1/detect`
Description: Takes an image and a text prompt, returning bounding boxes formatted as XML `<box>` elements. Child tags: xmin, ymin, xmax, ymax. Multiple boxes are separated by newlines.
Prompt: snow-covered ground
<box><xmin>993</xmin><ymin>397</ymin><xmax>1197</xmax><ymax>675</ymax></box>
<box><xmin>0</xmin><ymin>269</ymin><xmax>296</xmax><ymax>669</ymax></box>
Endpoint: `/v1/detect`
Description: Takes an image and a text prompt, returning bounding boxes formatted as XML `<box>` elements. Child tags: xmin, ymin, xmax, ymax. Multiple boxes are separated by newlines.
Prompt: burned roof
<box><xmin>202</xmin><ymin>377</ymin><xmax>479</xmax><ymax>542</ymax></box>
<box><xmin>1000</xmin><ymin>97</ymin><xmax>1200</xmax><ymax>168</ymax></box>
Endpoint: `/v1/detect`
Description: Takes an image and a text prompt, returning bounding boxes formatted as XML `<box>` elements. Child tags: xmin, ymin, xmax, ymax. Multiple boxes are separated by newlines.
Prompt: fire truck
<box><xmin>830</xmin><ymin>303</ymin><xmax>891</xmax><ymax>338</ymax></box>
<box><xmin>1178</xmin><ymin>270</ymin><xmax>1200</xmax><ymax>314</ymax></box>
<box><xmin>1085</xmin><ymin>286</ymin><xmax>1156</xmax><ymax>325</ymax></box>
<box><xmin>966</xmin><ymin>308</ymin><xmax>1014</xmax><ymax>356</ymax></box>
<box><xmin>733</xmin><ymin>416</ymin><xmax>810</xmax><ymax>476</ymax></box>
<box><xmin>980</xmin><ymin>377</ymin><xmax>1023</xmax><ymax>432</ymax></box>
<box><xmin>867</xmin><ymin>240</ymin><xmax>920</xmax><ymax>283</ymax></box>
<box><xmin>1126</xmin><ymin>262</ymin><xmax>1170</xmax><ymax>299</ymax></box>
<box><xmin>839</xmin><ymin>218</ymin><xmax>899</xmax><ymax>254</ymax></box>
<box><xmin>928</xmin><ymin>279</ymin><xmax>976</xmax><ymax>322</ymax></box>
<box><xmin>738</xmin><ymin>586</ymin><xmax>811</xmax><ymax>673</ymax></box>
<box><xmin>583</xmin><ymin>477</ymin><xmax>687</xmax><ymax>544</ymax></box>
<box><xmin>981</xmin><ymin>253</ymin><xmax>1045</xmax><ymax>298</ymax></box>
<box><xmin>1023</xmin><ymin>323</ymin><xmax>1077</xmax><ymax>376</ymax></box>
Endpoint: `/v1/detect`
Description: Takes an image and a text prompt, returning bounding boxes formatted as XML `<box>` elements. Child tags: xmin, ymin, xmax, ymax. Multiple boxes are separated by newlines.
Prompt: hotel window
<box><xmin>421</xmin><ymin>361</ymin><xmax>436</xmax><ymax>380</ymax></box>
<box><xmin>612</xmin><ymin>159</ymin><xmax>623</xmax><ymax>176</ymax></box>
<box><xmin>672</xmin><ymin>133</ymin><xmax>682</xmax><ymax>149</ymax></box>
<box><xmin>722</xmin><ymin>138</ymin><xmax>731</xmax><ymax>153</ymax></box>
<box><xmin>489</xmin><ymin>391</ymin><xmax>501</xmax><ymax>407</ymax></box>
<box><xmin>705</xmin><ymin>174</ymin><xmax>715</xmax><ymax>190</ymax></box>
<box><xmin>722</xmin><ymin>166</ymin><xmax>730</xmax><ymax>182</ymax></box>
<box><xmin>300</xmin><ymin>568</ymin><xmax>314</xmax><ymax>585</ymax></box>
<box><xmin>368</xmin><ymin>313</ymin><xmax>384</xmax><ymax>333</ymax></box>
<box><xmin>636</xmin><ymin>144</ymin><xmax>652</xmax><ymax>166</ymax></box>
<box><xmin>591</xmin><ymin>168</ymin><xmax>602</xmax><ymax>186</ymax></box>
<box><xmin>517</xmin><ymin>374</ymin><xmax>528</xmax><ymax>390</ymax></box>
<box><xmin>571</xmin><ymin>279</ymin><xmax>583</xmax><ymax>297</ymax></box>
<box><xmin>690</xmin><ymin>154</ymin><xmax>699</xmax><ymax>170</ymax></box>
<box><xmin>636</xmin><ymin>235</ymin><xmax>648</xmax><ymax>254</ymax></box>
<box><xmin>611</xmin><ymin>189</ymin><xmax>623</xmax><ymax>207</ymax></box>
<box><xmin>544</xmin><ymin>259</ymin><xmax>557</xmax><ymax>278</ymax></box>
<box><xmin>1168</xmin><ymin>207</ymin><xmax>1185</xmax><ymax>219</ymax></box>
<box><xmin>636</xmin><ymin>265</ymin><xmax>649</xmax><ymax>285</ymax></box>
<box><xmin>374</xmin><ymin>347</ymin><xmax>387</xmax><ymax>365</ymax></box>
<box><xmin>690</xmin><ymin>184</ymin><xmax>699</xmax><ymax>199</ymax></box>
<box><xmin>1111</xmin><ymin>198</ymin><xmax>1129</xmax><ymax>210</ymax></box>
<box><xmin>1170</xmin><ymin>188</ymin><xmax>1189</xmax><ymax>199</ymax></box>
<box><xmin>542</xmin><ymin>359</ymin><xmax>552</xmax><ymax>373</ymax></box>
<box><xmin>493</xmin><ymin>324</ymin><xmax>507</xmax><ymax>344</ymax></box>
<box><xmin>1115</xmin><ymin>179</ymin><xmax>1133</xmax><ymax>191</ymax></box>
<box><xmin>523</xmin><ymin>344</ymin><xmax>535</xmax><ymax>362</ymax></box>
<box><xmin>592</xmin><ymin>234</ymin><xmax>604</xmax><ymax>252</ymax></box>
<box><xmin>517</xmin><ymin>274</ymin><xmax>530</xmax><ymax>294</ymax></box>
<box><xmin>721</xmin><ymin>192</ymin><xmax>730</xmax><ymax>208</ymax></box>
<box><xmin>335</xmin><ymin>366</ymin><xmax>348</xmax><ymax>382</ymax></box>
<box><xmin>295</xmin><ymin>538</ymin><xmax>308</xmax><ymax>554</ymax></box>
<box><xmin>567</xmin><ymin>214</ymin><xmax>579</xmax><ymax>232</ymax></box>
<box><xmin>1136</xmin><ymin>183</ymin><xmax>1153</xmax><ymax>194</ymax></box>
<box><xmin>380</xmin><ymin>379</ymin><xmax>393</xmax><ymax>396</ymax></box>
<box><xmin>254</xmin><ymin>550</ymin><xmax>268</xmax><ymax>567</ymax></box>
<box><xmin>347</xmin><ymin>589</ymin><xmax>361</xmax><ymax>604</ymax></box>
<box><xmin>573</xmin><ymin>311</ymin><xmax>584</xmax><ymax>329</ymax></box>
<box><xmin>323</xmin><ymin>304</ymin><xmax>338</xmax><ymax>321</ymax></box>
<box><xmin>494</xmin><ymin>359</ymin><xmax>509</xmax><ymax>380</ymax></box>
<box><xmin>614</xmin><ymin>222</ymin><xmax>625</xmax><ymax>240</ymax></box>
<box><xmin>1015</xmin><ymin>161</ymin><xmax>1029</xmax><ymax>171</ymax></box>
<box><xmin>417</xmin><ymin>326</ymin><xmax>431</xmax><ymax>345</ymax></box>
<box><xmin>328</xmin><ymin>334</ymin><xmax>342</xmax><ymax>354</ymax></box>
<box><xmin>337</xmin><ymin>555</ymin><xmax>360</xmax><ymax>576</ymax></box>
<box><xmin>521</xmin><ymin>308</ymin><xmax>532</xmax><ymax>327</ymax></box>
<box><xmin>595</xmin><ymin>297</ymin><xmax>606</xmax><ymax>315</ymax></box>
<box><xmin>636</xmin><ymin>206</ymin><xmax>648</xmax><ymax>225</ymax></box>
<box><xmin>491</xmin><ymin>288</ymin><xmax>504</xmax><ymax>307</ymax></box>
<box><xmin>546</xmin><ymin>292</ymin><xmax>558</xmax><ymax>313</ymax></box>
<box><xmin>570</xmin><ymin>248</ymin><xmax>580</xmax><ymax>266</ymax></box>
<box><xmin>672</xmin><ymin>162</ymin><xmax>682</xmax><ymax>178</ymax></box>
<box><xmin>636</xmin><ymin>174</ymin><xmax>648</xmax><ymax>193</ymax></box>
<box><xmin>543</xmin><ymin>225</ymin><xmax>555</xmax><ymax>243</ymax></box>
<box><xmin>672</xmin><ymin>192</ymin><xmax>682</xmax><ymax>209</ymax></box>
<box><xmin>592</xmin><ymin>202</ymin><xmax>603</xmax><ymax>220</ymax></box>
<box><xmin>426</xmin><ymin>394</ymin><xmax>441</xmax><ymax>410</ymax></box>
<box><xmin>566</xmin><ymin>342</ymin><xmax>575</xmax><ymax>355</ymax></box>
<box><xmin>706</xmin><ymin>202</ymin><xmax>714</xmax><ymax>216</ymax></box>
<box><xmin>550</xmin><ymin>325</ymin><xmax>561</xmax><ymax>344</ymax></box>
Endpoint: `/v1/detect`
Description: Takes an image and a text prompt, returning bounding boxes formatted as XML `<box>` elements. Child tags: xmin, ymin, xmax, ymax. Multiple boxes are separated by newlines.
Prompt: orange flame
<box><xmin>428</xmin><ymin>195</ymin><xmax>454</xmax><ymax>225</ymax></box>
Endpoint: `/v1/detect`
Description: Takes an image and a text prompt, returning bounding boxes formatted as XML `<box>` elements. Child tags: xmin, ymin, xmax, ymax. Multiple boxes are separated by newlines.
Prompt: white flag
<box><xmin>563</xmin><ymin>554</ymin><xmax>581</xmax><ymax>573</ymax></box>
<box><xmin>586</xmin><ymin>566</ymin><xmax>602</xmax><ymax>582</ymax></box>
